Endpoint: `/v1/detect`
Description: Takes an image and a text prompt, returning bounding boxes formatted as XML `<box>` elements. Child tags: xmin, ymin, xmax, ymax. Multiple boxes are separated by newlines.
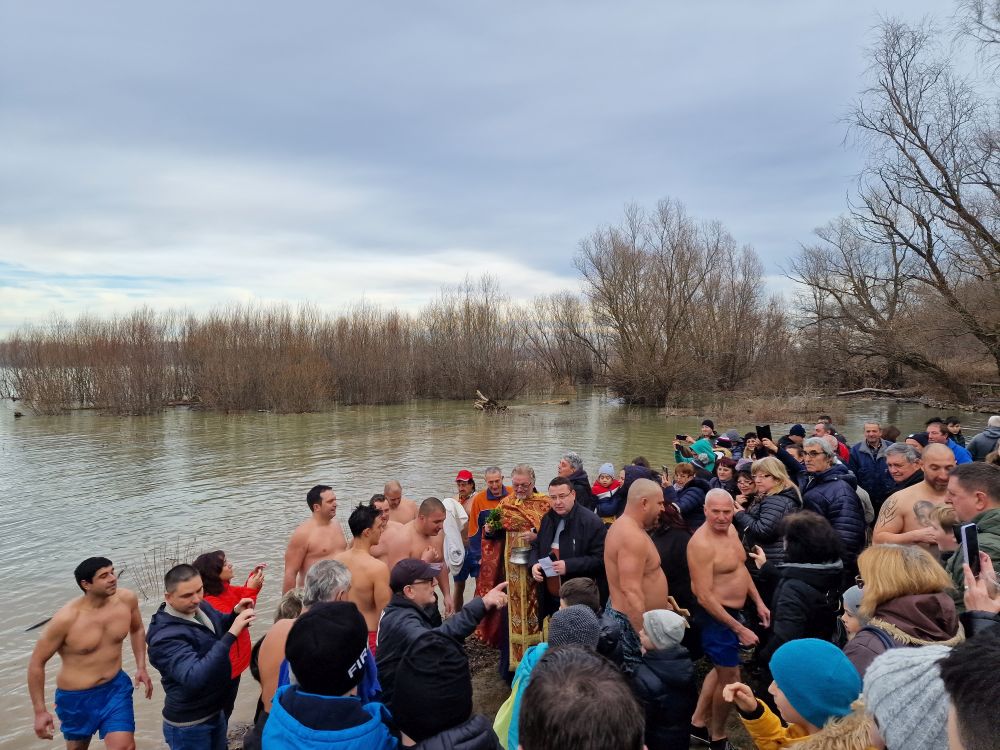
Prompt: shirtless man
<box><xmin>282</xmin><ymin>484</ymin><xmax>348</xmax><ymax>593</ymax></box>
<box><xmin>688</xmin><ymin>490</ymin><xmax>770</xmax><ymax>747</ymax></box>
<box><xmin>402</xmin><ymin>497</ymin><xmax>453</xmax><ymax>616</ymax></box>
<box><xmin>28</xmin><ymin>557</ymin><xmax>153</xmax><ymax>749</ymax></box>
<box><xmin>874</xmin><ymin>443</ymin><xmax>956</xmax><ymax>549</ymax></box>
<box><xmin>334</xmin><ymin>504</ymin><xmax>391</xmax><ymax>652</ymax></box>
<box><xmin>604</xmin><ymin>478</ymin><xmax>671</xmax><ymax>672</ymax></box>
<box><xmin>384</xmin><ymin>480</ymin><xmax>419</xmax><ymax>524</ymax></box>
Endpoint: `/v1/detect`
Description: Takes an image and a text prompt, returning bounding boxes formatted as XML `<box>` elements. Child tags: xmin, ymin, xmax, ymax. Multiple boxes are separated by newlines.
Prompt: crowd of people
<box><xmin>26</xmin><ymin>413</ymin><xmax>1000</xmax><ymax>749</ymax></box>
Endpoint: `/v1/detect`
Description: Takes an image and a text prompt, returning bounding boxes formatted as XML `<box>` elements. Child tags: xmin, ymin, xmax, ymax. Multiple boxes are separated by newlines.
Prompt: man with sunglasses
<box><xmin>375</xmin><ymin>558</ymin><xmax>508</xmax><ymax>712</ymax></box>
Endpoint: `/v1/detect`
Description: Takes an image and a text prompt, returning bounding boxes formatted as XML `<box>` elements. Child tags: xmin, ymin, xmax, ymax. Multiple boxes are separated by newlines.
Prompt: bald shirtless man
<box><xmin>334</xmin><ymin>504</ymin><xmax>391</xmax><ymax>652</ymax></box>
<box><xmin>28</xmin><ymin>557</ymin><xmax>153</xmax><ymax>749</ymax></box>
<box><xmin>874</xmin><ymin>443</ymin><xmax>957</xmax><ymax>550</ymax></box>
<box><xmin>604</xmin><ymin>478</ymin><xmax>671</xmax><ymax>672</ymax></box>
<box><xmin>282</xmin><ymin>484</ymin><xmax>348</xmax><ymax>593</ymax></box>
<box><xmin>402</xmin><ymin>497</ymin><xmax>453</xmax><ymax>616</ymax></box>
<box><xmin>688</xmin><ymin>490</ymin><xmax>770</xmax><ymax>747</ymax></box>
<box><xmin>384</xmin><ymin>480</ymin><xmax>419</xmax><ymax>524</ymax></box>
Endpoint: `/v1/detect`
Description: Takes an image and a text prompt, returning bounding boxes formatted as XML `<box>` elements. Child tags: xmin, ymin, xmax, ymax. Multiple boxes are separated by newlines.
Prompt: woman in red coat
<box><xmin>192</xmin><ymin>550</ymin><xmax>264</xmax><ymax>718</ymax></box>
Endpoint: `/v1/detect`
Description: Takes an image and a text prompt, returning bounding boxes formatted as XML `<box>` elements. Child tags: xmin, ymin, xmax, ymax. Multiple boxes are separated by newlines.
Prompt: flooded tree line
<box><xmin>3</xmin><ymin>13</ymin><xmax>1000</xmax><ymax>415</ymax></box>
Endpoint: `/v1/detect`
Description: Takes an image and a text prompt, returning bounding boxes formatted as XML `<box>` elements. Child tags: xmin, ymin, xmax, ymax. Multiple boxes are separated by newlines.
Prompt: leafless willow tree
<box><xmin>850</xmin><ymin>19</ymin><xmax>1000</xmax><ymax>376</ymax></box>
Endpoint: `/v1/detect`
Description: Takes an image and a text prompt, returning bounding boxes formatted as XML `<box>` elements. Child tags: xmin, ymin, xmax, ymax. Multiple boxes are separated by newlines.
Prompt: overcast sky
<box><xmin>0</xmin><ymin>1</ymin><xmax>951</xmax><ymax>333</ymax></box>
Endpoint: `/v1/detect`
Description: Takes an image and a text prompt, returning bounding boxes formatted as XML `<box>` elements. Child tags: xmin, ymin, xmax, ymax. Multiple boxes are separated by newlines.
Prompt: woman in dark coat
<box><xmin>734</xmin><ymin>457</ymin><xmax>802</xmax><ymax>567</ymax></box>
<box><xmin>748</xmin><ymin>511</ymin><xmax>844</xmax><ymax>665</ymax></box>
<box><xmin>708</xmin><ymin>457</ymin><xmax>738</xmax><ymax>495</ymax></box>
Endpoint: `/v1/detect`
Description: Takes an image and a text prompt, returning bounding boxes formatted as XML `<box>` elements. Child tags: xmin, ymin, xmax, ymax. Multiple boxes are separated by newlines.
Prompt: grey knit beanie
<box><xmin>643</xmin><ymin>609</ymin><xmax>686</xmax><ymax>650</ymax></box>
<box><xmin>863</xmin><ymin>645</ymin><xmax>951</xmax><ymax>750</ymax></box>
<box><xmin>548</xmin><ymin>604</ymin><xmax>600</xmax><ymax>650</ymax></box>
<box><xmin>598</xmin><ymin>462</ymin><xmax>615</xmax><ymax>478</ymax></box>
<box><xmin>842</xmin><ymin>586</ymin><xmax>863</xmax><ymax>617</ymax></box>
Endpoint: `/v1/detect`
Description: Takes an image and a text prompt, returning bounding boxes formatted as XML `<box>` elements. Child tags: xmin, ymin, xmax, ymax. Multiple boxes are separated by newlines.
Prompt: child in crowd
<box><xmin>928</xmin><ymin>504</ymin><xmax>959</xmax><ymax>561</ymax></box>
<box><xmin>593</xmin><ymin>462</ymin><xmax>623</xmax><ymax>523</ymax></box>
<box><xmin>631</xmin><ymin>610</ymin><xmax>696</xmax><ymax>750</ymax></box>
<box><xmin>723</xmin><ymin>639</ymin><xmax>870</xmax><ymax>749</ymax></box>
<box><xmin>840</xmin><ymin>585</ymin><xmax>864</xmax><ymax>641</ymax></box>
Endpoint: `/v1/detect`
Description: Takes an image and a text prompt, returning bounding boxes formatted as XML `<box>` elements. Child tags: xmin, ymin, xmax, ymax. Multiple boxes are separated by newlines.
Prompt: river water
<box><xmin>0</xmin><ymin>392</ymin><xmax>988</xmax><ymax>747</ymax></box>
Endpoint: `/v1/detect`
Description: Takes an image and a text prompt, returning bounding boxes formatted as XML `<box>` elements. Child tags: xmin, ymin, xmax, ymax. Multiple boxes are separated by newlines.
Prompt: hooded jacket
<box><xmin>375</xmin><ymin>594</ymin><xmax>486</xmax><ymax>711</ymax></box>
<box><xmin>674</xmin><ymin>477</ymin><xmax>712</xmax><ymax>531</ymax></box>
<box><xmin>631</xmin><ymin>646</ymin><xmax>697</xmax><ymax>750</ymax></box>
<box><xmin>759</xmin><ymin>561</ymin><xmax>844</xmax><ymax>664</ymax></box>
<box><xmin>735</xmin><ymin>487</ymin><xmax>802</xmax><ymax>566</ymax></box>
<box><xmin>413</xmin><ymin>714</ymin><xmax>501</xmax><ymax>750</ymax></box>
<box><xmin>800</xmin><ymin>465</ymin><xmax>866</xmax><ymax>565</ymax></box>
<box><xmin>946</xmin><ymin>508</ymin><xmax>1000</xmax><ymax>611</ymax></box>
<box><xmin>675</xmin><ymin>438</ymin><xmax>717</xmax><ymax>473</ymax></box>
<box><xmin>847</xmin><ymin>440</ymin><xmax>895</xmax><ymax>509</ymax></box>
<box><xmin>842</xmin><ymin>592</ymin><xmax>964</xmax><ymax>676</ymax></box>
<box><xmin>567</xmin><ymin>468</ymin><xmax>597</xmax><ymax>511</ymax></box>
<box><xmin>968</xmin><ymin>425</ymin><xmax>1000</xmax><ymax>461</ymax></box>
<box><xmin>738</xmin><ymin>699</ymin><xmax>876</xmax><ymax>750</ymax></box>
<box><xmin>146</xmin><ymin>601</ymin><xmax>238</xmax><ymax>723</ymax></box>
<box><xmin>261</xmin><ymin>685</ymin><xmax>396</xmax><ymax>750</ymax></box>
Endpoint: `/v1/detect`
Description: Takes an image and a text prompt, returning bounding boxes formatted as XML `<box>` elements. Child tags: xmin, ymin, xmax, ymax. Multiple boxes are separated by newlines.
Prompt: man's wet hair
<box><xmin>519</xmin><ymin>645</ymin><xmax>644</xmax><ymax>750</ymax></box>
<box><xmin>348</xmin><ymin>503</ymin><xmax>380</xmax><ymax>537</ymax></box>
<box><xmin>74</xmin><ymin>557</ymin><xmax>113</xmax><ymax>591</ymax></box>
<box><xmin>164</xmin><ymin>563</ymin><xmax>200</xmax><ymax>593</ymax></box>
<box><xmin>307</xmin><ymin>484</ymin><xmax>333</xmax><ymax>511</ymax></box>
<box><xmin>938</xmin><ymin>629</ymin><xmax>1000</xmax><ymax>750</ymax></box>
<box><xmin>418</xmin><ymin>496</ymin><xmax>445</xmax><ymax>516</ymax></box>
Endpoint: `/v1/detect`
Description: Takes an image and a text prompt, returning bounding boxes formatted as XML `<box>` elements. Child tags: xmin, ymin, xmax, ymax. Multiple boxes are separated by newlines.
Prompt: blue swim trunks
<box><xmin>696</xmin><ymin>608</ymin><xmax>743</xmax><ymax>668</ymax></box>
<box><xmin>55</xmin><ymin>670</ymin><xmax>135</xmax><ymax>741</ymax></box>
<box><xmin>453</xmin><ymin>549</ymin><xmax>481</xmax><ymax>582</ymax></box>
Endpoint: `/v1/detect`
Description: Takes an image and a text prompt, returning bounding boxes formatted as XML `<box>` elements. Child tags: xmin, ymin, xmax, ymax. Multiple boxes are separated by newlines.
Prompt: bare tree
<box><xmin>851</xmin><ymin>19</ymin><xmax>1000</xmax><ymax>375</ymax></box>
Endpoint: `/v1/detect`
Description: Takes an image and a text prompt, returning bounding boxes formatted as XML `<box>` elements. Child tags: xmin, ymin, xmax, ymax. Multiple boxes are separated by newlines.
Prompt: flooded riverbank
<box><xmin>0</xmin><ymin>392</ymin><xmax>988</xmax><ymax>748</ymax></box>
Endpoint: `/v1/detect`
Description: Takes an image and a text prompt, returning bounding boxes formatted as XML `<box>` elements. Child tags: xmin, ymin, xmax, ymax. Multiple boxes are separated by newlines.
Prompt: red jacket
<box><xmin>204</xmin><ymin>580</ymin><xmax>260</xmax><ymax>678</ymax></box>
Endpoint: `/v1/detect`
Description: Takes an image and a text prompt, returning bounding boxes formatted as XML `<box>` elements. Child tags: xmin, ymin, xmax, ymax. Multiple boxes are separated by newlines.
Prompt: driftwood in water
<box><xmin>475</xmin><ymin>390</ymin><xmax>507</xmax><ymax>412</ymax></box>
<box><xmin>835</xmin><ymin>388</ymin><xmax>900</xmax><ymax>397</ymax></box>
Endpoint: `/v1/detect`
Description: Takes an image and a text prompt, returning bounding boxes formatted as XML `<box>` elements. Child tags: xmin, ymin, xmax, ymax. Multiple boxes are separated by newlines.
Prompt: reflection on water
<box><xmin>0</xmin><ymin>392</ymin><xmax>987</xmax><ymax>747</ymax></box>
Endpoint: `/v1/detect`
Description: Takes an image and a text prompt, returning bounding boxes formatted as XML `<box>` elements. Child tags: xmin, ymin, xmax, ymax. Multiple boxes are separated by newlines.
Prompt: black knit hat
<box><xmin>285</xmin><ymin>601</ymin><xmax>369</xmax><ymax>696</ymax></box>
<box><xmin>392</xmin><ymin>631</ymin><xmax>472</xmax><ymax>742</ymax></box>
<box><xmin>702</xmin><ymin>419</ymin><xmax>715</xmax><ymax>430</ymax></box>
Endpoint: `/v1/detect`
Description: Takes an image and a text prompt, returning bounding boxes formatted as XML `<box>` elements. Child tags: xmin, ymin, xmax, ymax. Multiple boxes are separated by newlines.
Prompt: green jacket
<box><xmin>674</xmin><ymin>437</ymin><xmax>716</xmax><ymax>473</ymax></box>
<box><xmin>947</xmin><ymin>508</ymin><xmax>1000</xmax><ymax>612</ymax></box>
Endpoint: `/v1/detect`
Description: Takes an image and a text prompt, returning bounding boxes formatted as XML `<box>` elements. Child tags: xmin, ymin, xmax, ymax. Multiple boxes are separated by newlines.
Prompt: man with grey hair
<box><xmin>557</xmin><ymin>451</ymin><xmax>597</xmax><ymax>511</ymax></box>
<box><xmin>256</xmin><ymin>561</ymin><xmax>352</xmax><ymax>723</ymax></box>
<box><xmin>799</xmin><ymin>437</ymin><xmax>866</xmax><ymax>580</ymax></box>
<box><xmin>968</xmin><ymin>415</ymin><xmax>1000</xmax><ymax>462</ymax></box>
<box><xmin>884</xmin><ymin>442</ymin><xmax>924</xmax><ymax>494</ymax></box>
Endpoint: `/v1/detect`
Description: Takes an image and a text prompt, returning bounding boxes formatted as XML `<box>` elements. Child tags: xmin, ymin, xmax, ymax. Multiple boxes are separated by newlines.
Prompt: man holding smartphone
<box><xmin>945</xmin><ymin>463</ymin><xmax>1000</xmax><ymax>611</ymax></box>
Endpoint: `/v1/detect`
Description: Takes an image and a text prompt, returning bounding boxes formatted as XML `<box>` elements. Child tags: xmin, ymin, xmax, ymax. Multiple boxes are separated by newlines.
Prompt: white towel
<box><xmin>441</xmin><ymin>497</ymin><xmax>469</xmax><ymax>576</ymax></box>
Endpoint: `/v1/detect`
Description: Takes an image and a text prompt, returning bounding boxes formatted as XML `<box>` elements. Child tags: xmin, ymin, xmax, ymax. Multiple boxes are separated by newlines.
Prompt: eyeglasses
<box><xmin>512</xmin><ymin>481</ymin><xmax>533</xmax><ymax>489</ymax></box>
<box><xmin>803</xmin><ymin>450</ymin><xmax>825</xmax><ymax>457</ymax></box>
<box><xmin>855</xmin><ymin>575</ymin><xmax>864</xmax><ymax>589</ymax></box>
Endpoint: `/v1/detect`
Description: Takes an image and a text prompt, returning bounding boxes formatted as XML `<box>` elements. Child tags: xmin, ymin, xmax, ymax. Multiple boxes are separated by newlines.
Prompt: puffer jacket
<box><xmin>631</xmin><ymin>646</ymin><xmax>697</xmax><ymax>750</ymax></box>
<box><xmin>413</xmin><ymin>714</ymin><xmax>501</xmax><ymax>750</ymax></box>
<box><xmin>758</xmin><ymin>560</ymin><xmax>843</xmax><ymax>664</ymax></box>
<box><xmin>800</xmin><ymin>465</ymin><xmax>866</xmax><ymax>566</ymax></box>
<box><xmin>968</xmin><ymin>425</ymin><xmax>1000</xmax><ymax>461</ymax></box>
<box><xmin>674</xmin><ymin>477</ymin><xmax>712</xmax><ymax>530</ymax></box>
<box><xmin>262</xmin><ymin>685</ymin><xmax>396</xmax><ymax>750</ymax></box>
<box><xmin>598</xmin><ymin>610</ymin><xmax>624</xmax><ymax>666</ymax></box>
<box><xmin>734</xmin><ymin>487</ymin><xmax>802</xmax><ymax>566</ymax></box>
<box><xmin>842</xmin><ymin>592</ymin><xmax>964</xmax><ymax>677</ymax></box>
<box><xmin>848</xmin><ymin>440</ymin><xmax>895</xmax><ymax>510</ymax></box>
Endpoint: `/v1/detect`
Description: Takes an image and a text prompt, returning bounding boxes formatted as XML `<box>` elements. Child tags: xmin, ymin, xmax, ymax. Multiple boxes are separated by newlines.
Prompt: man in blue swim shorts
<box><xmin>686</xmin><ymin>491</ymin><xmax>770</xmax><ymax>750</ymax></box>
<box><xmin>28</xmin><ymin>557</ymin><xmax>154</xmax><ymax>748</ymax></box>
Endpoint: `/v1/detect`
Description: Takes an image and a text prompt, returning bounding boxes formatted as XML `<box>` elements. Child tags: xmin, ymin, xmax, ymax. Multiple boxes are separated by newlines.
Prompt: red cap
<box><xmin>456</xmin><ymin>470</ymin><xmax>474</xmax><ymax>482</ymax></box>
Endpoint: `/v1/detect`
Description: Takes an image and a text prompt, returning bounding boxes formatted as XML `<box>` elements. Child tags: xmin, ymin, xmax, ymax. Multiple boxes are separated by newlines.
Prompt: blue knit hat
<box><xmin>770</xmin><ymin>639</ymin><xmax>861</xmax><ymax>728</ymax></box>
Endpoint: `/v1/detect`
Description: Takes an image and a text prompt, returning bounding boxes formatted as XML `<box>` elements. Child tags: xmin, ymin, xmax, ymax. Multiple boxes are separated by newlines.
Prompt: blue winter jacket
<box><xmin>146</xmin><ymin>602</ymin><xmax>238</xmax><ymax>723</ymax></box>
<box><xmin>948</xmin><ymin>438</ymin><xmax>974</xmax><ymax>465</ymax></box>
<box><xmin>262</xmin><ymin>685</ymin><xmax>396</xmax><ymax>750</ymax></box>
<box><xmin>800</xmin><ymin>464</ymin><xmax>866</xmax><ymax>565</ymax></box>
<box><xmin>848</xmin><ymin>440</ymin><xmax>895</xmax><ymax>508</ymax></box>
<box><xmin>505</xmin><ymin>642</ymin><xmax>548</xmax><ymax>750</ymax></box>
<box><xmin>674</xmin><ymin>477</ymin><xmax>712</xmax><ymax>530</ymax></box>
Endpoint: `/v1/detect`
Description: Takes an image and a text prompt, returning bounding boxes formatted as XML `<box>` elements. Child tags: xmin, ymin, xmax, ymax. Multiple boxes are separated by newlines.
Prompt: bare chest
<box><xmin>62</xmin><ymin>607</ymin><xmax>130</xmax><ymax>656</ymax></box>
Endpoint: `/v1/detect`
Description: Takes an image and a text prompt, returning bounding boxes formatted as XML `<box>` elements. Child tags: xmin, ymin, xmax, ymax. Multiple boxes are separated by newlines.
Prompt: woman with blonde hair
<box><xmin>735</xmin><ymin>457</ymin><xmax>802</xmax><ymax>568</ymax></box>
<box><xmin>843</xmin><ymin>544</ymin><xmax>963</xmax><ymax>676</ymax></box>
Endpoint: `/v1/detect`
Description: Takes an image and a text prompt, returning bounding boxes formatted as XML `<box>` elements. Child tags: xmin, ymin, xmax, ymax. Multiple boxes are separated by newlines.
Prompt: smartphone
<box><xmin>961</xmin><ymin>523</ymin><xmax>981</xmax><ymax>577</ymax></box>
<box><xmin>675</xmin><ymin>434</ymin><xmax>687</xmax><ymax>441</ymax></box>
<box><xmin>756</xmin><ymin>424</ymin><xmax>772</xmax><ymax>442</ymax></box>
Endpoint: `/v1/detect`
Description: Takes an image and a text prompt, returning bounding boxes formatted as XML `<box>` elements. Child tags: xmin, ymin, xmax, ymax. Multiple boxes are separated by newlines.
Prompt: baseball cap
<box><xmin>456</xmin><ymin>469</ymin><xmax>474</xmax><ymax>482</ymax></box>
<box><xmin>390</xmin><ymin>558</ymin><xmax>442</xmax><ymax>592</ymax></box>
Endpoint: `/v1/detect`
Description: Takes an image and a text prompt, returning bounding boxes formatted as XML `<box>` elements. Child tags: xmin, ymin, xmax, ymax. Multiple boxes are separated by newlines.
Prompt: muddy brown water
<box><xmin>0</xmin><ymin>392</ymin><xmax>986</xmax><ymax>747</ymax></box>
